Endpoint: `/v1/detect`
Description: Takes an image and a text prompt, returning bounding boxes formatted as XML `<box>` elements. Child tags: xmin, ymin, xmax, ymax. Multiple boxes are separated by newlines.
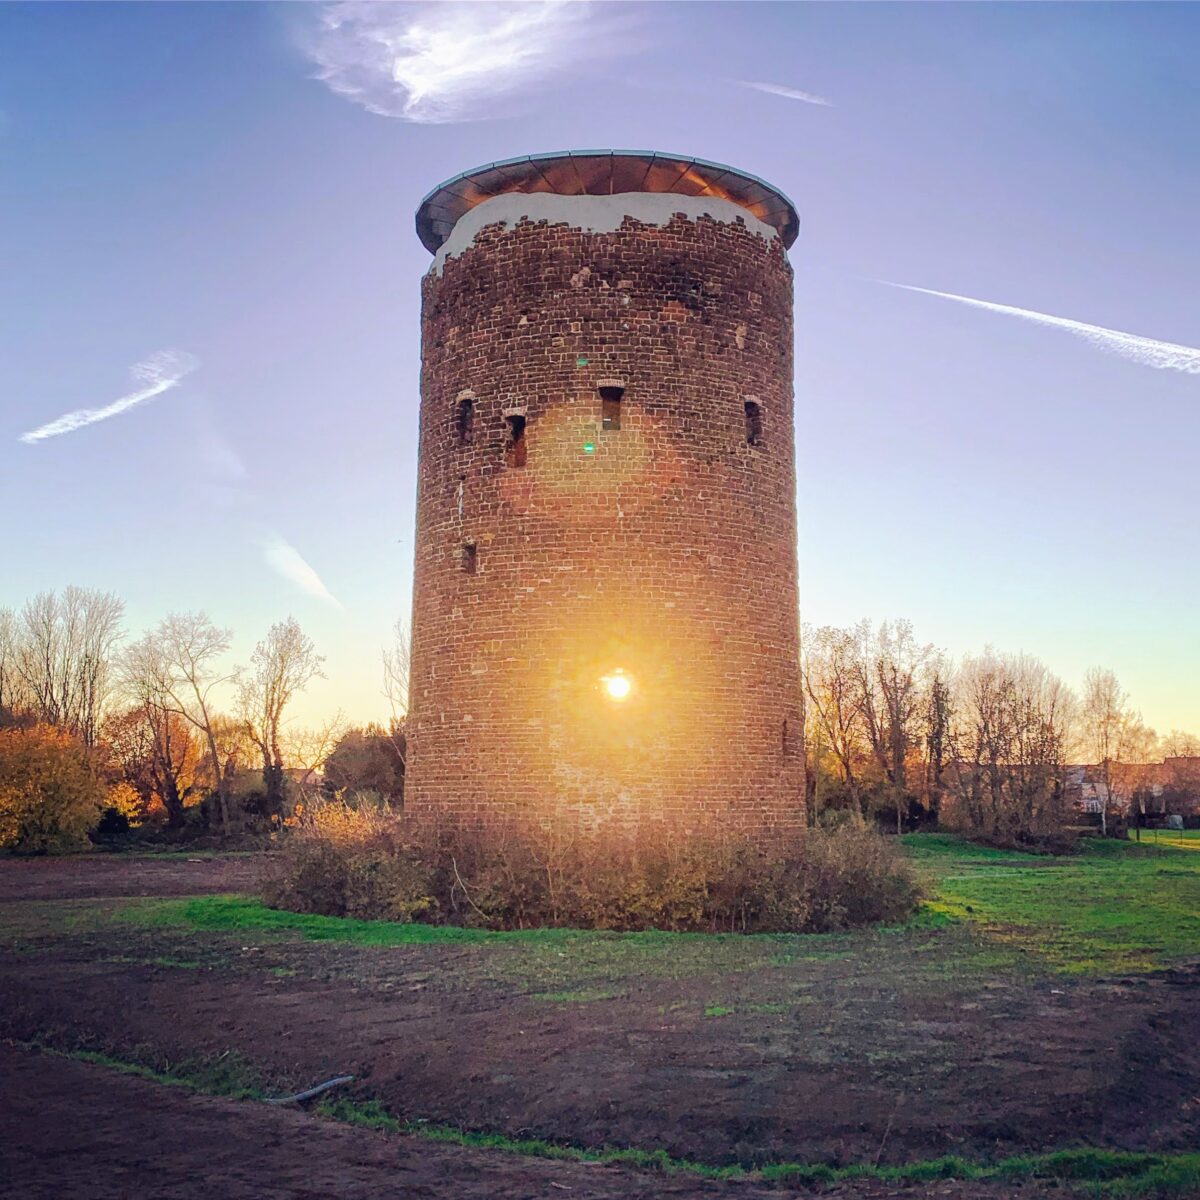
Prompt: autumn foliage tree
<box><xmin>122</xmin><ymin>614</ymin><xmax>237</xmax><ymax>835</ymax></box>
<box><xmin>102</xmin><ymin>705</ymin><xmax>200</xmax><ymax>827</ymax></box>
<box><xmin>0</xmin><ymin>725</ymin><xmax>107</xmax><ymax>854</ymax></box>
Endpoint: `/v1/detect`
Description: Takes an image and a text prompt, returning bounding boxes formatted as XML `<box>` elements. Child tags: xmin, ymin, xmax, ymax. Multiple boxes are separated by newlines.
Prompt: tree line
<box><xmin>1</xmin><ymin>585</ymin><xmax>1195</xmax><ymax>852</ymax></box>
<box><xmin>0</xmin><ymin>586</ymin><xmax>406</xmax><ymax>850</ymax></box>
<box><xmin>802</xmin><ymin>618</ymin><xmax>1197</xmax><ymax>844</ymax></box>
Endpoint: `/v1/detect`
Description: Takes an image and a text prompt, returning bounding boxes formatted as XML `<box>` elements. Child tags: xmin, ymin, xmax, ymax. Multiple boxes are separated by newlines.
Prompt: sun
<box><xmin>601</xmin><ymin>669</ymin><xmax>632</xmax><ymax>702</ymax></box>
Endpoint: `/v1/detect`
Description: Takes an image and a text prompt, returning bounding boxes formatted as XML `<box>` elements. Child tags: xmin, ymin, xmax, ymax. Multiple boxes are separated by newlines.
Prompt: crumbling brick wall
<box><xmin>406</xmin><ymin>201</ymin><xmax>805</xmax><ymax>833</ymax></box>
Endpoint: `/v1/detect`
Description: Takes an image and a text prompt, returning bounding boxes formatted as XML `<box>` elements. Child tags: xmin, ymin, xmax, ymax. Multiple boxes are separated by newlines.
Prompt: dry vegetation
<box><xmin>263</xmin><ymin>798</ymin><xmax>923</xmax><ymax>933</ymax></box>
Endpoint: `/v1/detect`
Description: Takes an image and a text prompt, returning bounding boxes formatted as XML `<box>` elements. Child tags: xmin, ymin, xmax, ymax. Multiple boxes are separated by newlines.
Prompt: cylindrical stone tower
<box><xmin>406</xmin><ymin>151</ymin><xmax>804</xmax><ymax>833</ymax></box>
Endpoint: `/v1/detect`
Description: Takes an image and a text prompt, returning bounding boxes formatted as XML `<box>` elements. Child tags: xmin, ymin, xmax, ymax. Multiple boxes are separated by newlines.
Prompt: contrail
<box><xmin>741</xmin><ymin>80</ymin><xmax>832</xmax><ymax>107</ymax></box>
<box><xmin>883</xmin><ymin>282</ymin><xmax>1200</xmax><ymax>375</ymax></box>
<box><xmin>263</xmin><ymin>535</ymin><xmax>343</xmax><ymax>609</ymax></box>
<box><xmin>20</xmin><ymin>350</ymin><xmax>200</xmax><ymax>444</ymax></box>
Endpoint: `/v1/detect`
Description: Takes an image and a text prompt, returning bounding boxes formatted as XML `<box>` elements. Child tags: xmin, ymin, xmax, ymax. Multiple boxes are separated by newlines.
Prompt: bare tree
<box><xmin>130</xmin><ymin>613</ymin><xmax>236</xmax><ymax>835</ymax></box>
<box><xmin>238</xmin><ymin>617</ymin><xmax>325</xmax><ymax>810</ymax></box>
<box><xmin>118</xmin><ymin>632</ymin><xmax>205</xmax><ymax>827</ymax></box>
<box><xmin>1110</xmin><ymin>715</ymin><xmax>1159</xmax><ymax>838</ymax></box>
<box><xmin>1162</xmin><ymin>729</ymin><xmax>1200</xmax><ymax>758</ymax></box>
<box><xmin>0</xmin><ymin>608</ymin><xmax>25</xmax><ymax>716</ymax></box>
<box><xmin>922</xmin><ymin>656</ymin><xmax>953</xmax><ymax>826</ymax></box>
<box><xmin>13</xmin><ymin>587</ymin><xmax>124</xmax><ymax>744</ymax></box>
<box><xmin>284</xmin><ymin>714</ymin><xmax>347</xmax><ymax>789</ymax></box>
<box><xmin>382</xmin><ymin>617</ymin><xmax>411</xmax><ymax>769</ymax></box>
<box><xmin>946</xmin><ymin>651</ymin><xmax>1074</xmax><ymax>845</ymax></box>
<box><xmin>382</xmin><ymin>618</ymin><xmax>411</xmax><ymax>723</ymax></box>
<box><xmin>801</xmin><ymin>623</ymin><xmax>869</xmax><ymax>816</ymax></box>
<box><xmin>1080</xmin><ymin>668</ymin><xmax>1140</xmax><ymax>837</ymax></box>
<box><xmin>855</xmin><ymin>620</ymin><xmax>935</xmax><ymax>832</ymax></box>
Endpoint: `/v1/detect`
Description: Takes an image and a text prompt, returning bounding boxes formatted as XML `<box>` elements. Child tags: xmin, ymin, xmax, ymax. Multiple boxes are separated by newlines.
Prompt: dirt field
<box><xmin>0</xmin><ymin>850</ymin><xmax>265</xmax><ymax>899</ymax></box>
<box><xmin>2</xmin><ymin>1043</ymin><xmax>1074</xmax><ymax>1200</ymax></box>
<box><xmin>1</xmin><ymin>848</ymin><xmax>1197</xmax><ymax>1198</ymax></box>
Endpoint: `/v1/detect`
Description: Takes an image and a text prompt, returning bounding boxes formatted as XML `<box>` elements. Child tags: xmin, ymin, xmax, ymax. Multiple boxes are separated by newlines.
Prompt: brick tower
<box><xmin>406</xmin><ymin>151</ymin><xmax>804</xmax><ymax>833</ymax></box>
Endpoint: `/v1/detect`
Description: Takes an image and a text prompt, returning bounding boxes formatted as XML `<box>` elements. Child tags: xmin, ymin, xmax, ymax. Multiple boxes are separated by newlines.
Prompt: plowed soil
<box><xmin>0</xmin><ymin>1044</ymin><xmax>1073</xmax><ymax>1199</ymax></box>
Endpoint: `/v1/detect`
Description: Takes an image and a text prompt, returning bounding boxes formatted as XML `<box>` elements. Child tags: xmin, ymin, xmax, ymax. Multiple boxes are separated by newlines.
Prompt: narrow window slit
<box><xmin>744</xmin><ymin>400</ymin><xmax>763</xmax><ymax>447</ymax></box>
<box><xmin>600</xmin><ymin>386</ymin><xmax>623</xmax><ymax>431</ymax></box>
<box><xmin>505</xmin><ymin>414</ymin><xmax>527</xmax><ymax>467</ymax></box>
<box><xmin>456</xmin><ymin>397</ymin><xmax>475</xmax><ymax>445</ymax></box>
<box><xmin>461</xmin><ymin>543</ymin><xmax>477</xmax><ymax>575</ymax></box>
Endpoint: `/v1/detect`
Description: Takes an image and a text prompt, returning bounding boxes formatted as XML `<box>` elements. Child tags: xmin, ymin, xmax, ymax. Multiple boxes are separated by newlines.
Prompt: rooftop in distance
<box><xmin>415</xmin><ymin>150</ymin><xmax>800</xmax><ymax>254</ymax></box>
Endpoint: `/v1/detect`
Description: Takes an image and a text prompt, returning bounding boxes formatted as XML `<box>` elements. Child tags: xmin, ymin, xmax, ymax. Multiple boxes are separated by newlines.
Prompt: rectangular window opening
<box><xmin>600</xmin><ymin>386</ymin><xmax>623</xmax><ymax>431</ymax></box>
<box><xmin>744</xmin><ymin>400</ymin><xmax>763</xmax><ymax>447</ymax></box>
<box><xmin>457</xmin><ymin>397</ymin><xmax>475</xmax><ymax>445</ymax></box>
<box><xmin>461</xmin><ymin>543</ymin><xmax>477</xmax><ymax>575</ymax></box>
<box><xmin>505</xmin><ymin>414</ymin><xmax>527</xmax><ymax>467</ymax></box>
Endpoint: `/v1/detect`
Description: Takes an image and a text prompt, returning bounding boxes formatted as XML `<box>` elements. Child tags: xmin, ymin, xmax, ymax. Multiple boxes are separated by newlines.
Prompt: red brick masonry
<box><xmin>407</xmin><ymin>201</ymin><xmax>805</xmax><ymax>832</ymax></box>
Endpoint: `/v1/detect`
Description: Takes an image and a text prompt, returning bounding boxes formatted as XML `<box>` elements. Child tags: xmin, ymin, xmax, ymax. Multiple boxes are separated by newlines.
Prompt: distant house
<box><xmin>1064</xmin><ymin>757</ymin><xmax>1200</xmax><ymax>818</ymax></box>
<box><xmin>1163</xmin><ymin>757</ymin><xmax>1200</xmax><ymax>816</ymax></box>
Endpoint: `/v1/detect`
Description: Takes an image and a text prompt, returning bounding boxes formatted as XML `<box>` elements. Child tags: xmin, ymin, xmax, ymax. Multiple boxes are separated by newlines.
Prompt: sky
<box><xmin>1</xmin><ymin>1</ymin><xmax>1197</xmax><ymax>735</ymax></box>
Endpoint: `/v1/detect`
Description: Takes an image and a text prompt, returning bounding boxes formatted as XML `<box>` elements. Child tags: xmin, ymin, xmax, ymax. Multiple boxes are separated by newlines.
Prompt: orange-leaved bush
<box><xmin>0</xmin><ymin>725</ymin><xmax>107</xmax><ymax>854</ymax></box>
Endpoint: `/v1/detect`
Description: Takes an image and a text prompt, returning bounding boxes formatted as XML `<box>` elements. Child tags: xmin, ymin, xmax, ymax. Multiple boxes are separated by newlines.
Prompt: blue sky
<box><xmin>1</xmin><ymin>2</ymin><xmax>1197</xmax><ymax>734</ymax></box>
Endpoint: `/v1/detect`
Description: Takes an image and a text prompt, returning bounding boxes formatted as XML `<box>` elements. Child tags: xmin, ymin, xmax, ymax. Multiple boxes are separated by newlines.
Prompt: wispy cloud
<box><xmin>263</xmin><ymin>535</ymin><xmax>343</xmax><ymax>609</ymax></box>
<box><xmin>740</xmin><ymin>80</ymin><xmax>832</xmax><ymax>108</ymax></box>
<box><xmin>20</xmin><ymin>350</ymin><xmax>200</xmax><ymax>444</ymax></box>
<box><xmin>882</xmin><ymin>282</ymin><xmax>1200</xmax><ymax>375</ymax></box>
<box><xmin>305</xmin><ymin>0</ymin><xmax>628</xmax><ymax>123</ymax></box>
<box><xmin>198</xmin><ymin>430</ymin><xmax>249</xmax><ymax>485</ymax></box>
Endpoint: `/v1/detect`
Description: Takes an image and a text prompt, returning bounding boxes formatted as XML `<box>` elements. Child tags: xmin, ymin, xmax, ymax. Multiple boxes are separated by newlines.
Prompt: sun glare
<box><xmin>601</xmin><ymin>669</ymin><xmax>632</xmax><ymax>702</ymax></box>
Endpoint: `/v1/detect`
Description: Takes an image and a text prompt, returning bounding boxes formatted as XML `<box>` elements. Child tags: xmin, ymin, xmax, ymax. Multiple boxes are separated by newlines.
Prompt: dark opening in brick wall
<box><xmin>744</xmin><ymin>399</ymin><xmax>763</xmax><ymax>447</ymax></box>
<box><xmin>457</xmin><ymin>397</ymin><xmax>475</xmax><ymax>445</ymax></box>
<box><xmin>461</xmin><ymin>543</ymin><xmax>478</xmax><ymax>575</ymax></box>
<box><xmin>505</xmin><ymin>413</ymin><xmax>527</xmax><ymax>467</ymax></box>
<box><xmin>600</xmin><ymin>386</ymin><xmax>624</xmax><ymax>431</ymax></box>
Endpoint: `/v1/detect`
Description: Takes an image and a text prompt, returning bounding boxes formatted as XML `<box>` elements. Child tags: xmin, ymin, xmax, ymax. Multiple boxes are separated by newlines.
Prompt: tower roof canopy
<box><xmin>416</xmin><ymin>150</ymin><xmax>799</xmax><ymax>254</ymax></box>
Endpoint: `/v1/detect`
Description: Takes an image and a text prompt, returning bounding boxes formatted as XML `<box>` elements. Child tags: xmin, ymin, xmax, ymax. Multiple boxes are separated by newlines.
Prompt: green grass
<box><xmin>905</xmin><ymin>833</ymin><xmax>1200</xmax><ymax>973</ymax></box>
<box><xmin>528</xmin><ymin>987</ymin><xmax>622</xmax><ymax>1004</ymax></box>
<box><xmin>312</xmin><ymin>1096</ymin><xmax>1200</xmax><ymax>1195</ymax></box>
<box><xmin>317</xmin><ymin>1097</ymin><xmax>747</xmax><ymax>1178</ymax></box>
<box><xmin>27</xmin><ymin>1043</ymin><xmax>269</xmax><ymax>1100</ymax></box>
<box><xmin>125</xmin><ymin>894</ymin><xmax>784</xmax><ymax>949</ymax></box>
<box><xmin>116</xmin><ymin>895</ymin><xmax>830</xmax><ymax>988</ymax></box>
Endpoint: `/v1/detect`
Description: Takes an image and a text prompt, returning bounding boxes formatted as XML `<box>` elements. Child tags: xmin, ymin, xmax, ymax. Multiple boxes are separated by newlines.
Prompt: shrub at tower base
<box><xmin>263</xmin><ymin>799</ymin><xmax>922</xmax><ymax>934</ymax></box>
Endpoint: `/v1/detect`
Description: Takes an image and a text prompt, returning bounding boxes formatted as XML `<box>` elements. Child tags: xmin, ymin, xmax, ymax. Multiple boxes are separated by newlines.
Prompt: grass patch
<box><xmin>322</xmin><ymin>1097</ymin><xmax>1200</xmax><ymax>1194</ymax></box>
<box><xmin>317</xmin><ymin>1098</ymin><xmax>746</xmax><ymax>1179</ymax></box>
<box><xmin>528</xmin><ymin>987</ymin><xmax>622</xmax><ymax>1004</ymax></box>
<box><xmin>28</xmin><ymin>1043</ymin><xmax>269</xmax><ymax>1100</ymax></box>
<box><xmin>905</xmin><ymin>833</ymin><xmax>1200</xmax><ymax>974</ymax></box>
<box><xmin>117</xmin><ymin>894</ymin><xmax>847</xmax><ymax>989</ymax></box>
<box><xmin>107</xmin><ymin>954</ymin><xmax>203</xmax><ymax>971</ymax></box>
<box><xmin>703</xmin><ymin>1005</ymin><xmax>733</xmax><ymax>1018</ymax></box>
